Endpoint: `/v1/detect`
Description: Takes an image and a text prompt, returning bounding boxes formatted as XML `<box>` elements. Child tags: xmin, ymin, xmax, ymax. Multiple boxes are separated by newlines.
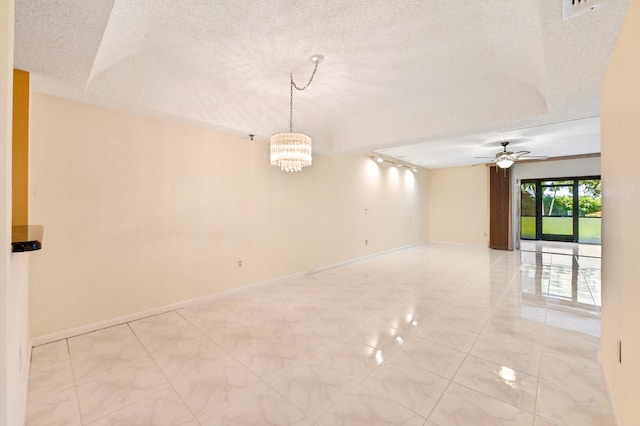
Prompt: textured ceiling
<box><xmin>14</xmin><ymin>0</ymin><xmax>630</xmax><ymax>168</ymax></box>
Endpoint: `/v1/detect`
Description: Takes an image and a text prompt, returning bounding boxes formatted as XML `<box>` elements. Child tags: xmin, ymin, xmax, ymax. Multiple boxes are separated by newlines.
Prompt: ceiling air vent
<box><xmin>563</xmin><ymin>0</ymin><xmax>608</xmax><ymax>20</ymax></box>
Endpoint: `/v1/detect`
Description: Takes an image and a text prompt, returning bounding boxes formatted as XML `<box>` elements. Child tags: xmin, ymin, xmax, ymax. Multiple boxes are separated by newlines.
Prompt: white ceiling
<box><xmin>13</xmin><ymin>0</ymin><xmax>630</xmax><ymax>168</ymax></box>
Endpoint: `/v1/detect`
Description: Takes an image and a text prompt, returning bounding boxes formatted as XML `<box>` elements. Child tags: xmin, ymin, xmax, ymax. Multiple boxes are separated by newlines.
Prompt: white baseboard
<box><xmin>30</xmin><ymin>270</ymin><xmax>306</xmax><ymax>346</ymax></box>
<box><xmin>600</xmin><ymin>353</ymin><xmax>622</xmax><ymax>426</ymax></box>
<box><xmin>31</xmin><ymin>243</ymin><xmax>427</xmax><ymax>347</ymax></box>
<box><xmin>308</xmin><ymin>242</ymin><xmax>423</xmax><ymax>274</ymax></box>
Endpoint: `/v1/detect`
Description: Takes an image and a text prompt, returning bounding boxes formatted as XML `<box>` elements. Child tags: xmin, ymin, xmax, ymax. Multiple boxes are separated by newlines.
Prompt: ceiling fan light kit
<box><xmin>495</xmin><ymin>141</ymin><xmax>526</xmax><ymax>169</ymax></box>
<box><xmin>496</xmin><ymin>157</ymin><xmax>515</xmax><ymax>169</ymax></box>
<box><xmin>270</xmin><ymin>54</ymin><xmax>324</xmax><ymax>173</ymax></box>
<box><xmin>476</xmin><ymin>141</ymin><xmax>547</xmax><ymax>169</ymax></box>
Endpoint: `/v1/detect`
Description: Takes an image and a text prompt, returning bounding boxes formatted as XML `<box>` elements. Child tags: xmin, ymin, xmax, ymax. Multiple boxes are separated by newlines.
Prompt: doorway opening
<box><xmin>520</xmin><ymin>176</ymin><xmax>601</xmax><ymax>244</ymax></box>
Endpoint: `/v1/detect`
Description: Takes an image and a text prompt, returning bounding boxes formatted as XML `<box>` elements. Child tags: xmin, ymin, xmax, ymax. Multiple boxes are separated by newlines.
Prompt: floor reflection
<box><xmin>519</xmin><ymin>240</ymin><xmax>601</xmax><ymax>258</ymax></box>
<box><xmin>25</xmin><ymin>243</ymin><xmax>612</xmax><ymax>425</ymax></box>
<box><xmin>519</xmin><ymin>240</ymin><xmax>601</xmax><ymax>311</ymax></box>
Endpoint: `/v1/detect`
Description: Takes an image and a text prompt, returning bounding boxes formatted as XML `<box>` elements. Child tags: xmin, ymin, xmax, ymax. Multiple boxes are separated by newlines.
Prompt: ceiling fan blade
<box><xmin>475</xmin><ymin>141</ymin><xmax>548</xmax><ymax>166</ymax></box>
<box><xmin>519</xmin><ymin>155</ymin><xmax>548</xmax><ymax>160</ymax></box>
<box><xmin>472</xmin><ymin>160</ymin><xmax>497</xmax><ymax>166</ymax></box>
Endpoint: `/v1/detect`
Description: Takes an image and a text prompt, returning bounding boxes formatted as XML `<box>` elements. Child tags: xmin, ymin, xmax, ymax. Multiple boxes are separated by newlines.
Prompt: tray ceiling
<box><xmin>14</xmin><ymin>0</ymin><xmax>631</xmax><ymax>168</ymax></box>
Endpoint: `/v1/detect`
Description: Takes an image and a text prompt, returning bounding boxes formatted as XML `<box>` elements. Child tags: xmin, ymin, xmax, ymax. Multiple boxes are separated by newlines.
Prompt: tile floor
<box><xmin>26</xmin><ymin>242</ymin><xmax>613</xmax><ymax>425</ymax></box>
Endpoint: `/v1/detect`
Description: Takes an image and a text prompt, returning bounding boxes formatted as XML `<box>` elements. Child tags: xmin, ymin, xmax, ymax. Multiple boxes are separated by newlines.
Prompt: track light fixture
<box><xmin>365</xmin><ymin>153</ymin><xmax>420</xmax><ymax>173</ymax></box>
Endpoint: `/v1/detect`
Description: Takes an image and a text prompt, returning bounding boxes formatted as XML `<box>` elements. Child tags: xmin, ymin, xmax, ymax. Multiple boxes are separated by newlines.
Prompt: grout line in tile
<box><xmin>65</xmin><ymin>338</ymin><xmax>87</xmax><ymax>426</ymax></box>
<box><xmin>25</xmin><ymin>243</ymin><xmax>608</xmax><ymax>426</ymax></box>
<box><xmin>123</xmin><ymin>314</ymin><xmax>201</xmax><ymax>425</ymax></box>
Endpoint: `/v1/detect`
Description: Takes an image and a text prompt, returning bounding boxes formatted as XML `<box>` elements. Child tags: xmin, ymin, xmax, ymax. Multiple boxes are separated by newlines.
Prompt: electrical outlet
<box><xmin>365</xmin><ymin>239</ymin><xmax>368</xmax><ymax>246</ymax></box>
<box><xmin>238</xmin><ymin>260</ymin><xmax>242</xmax><ymax>268</ymax></box>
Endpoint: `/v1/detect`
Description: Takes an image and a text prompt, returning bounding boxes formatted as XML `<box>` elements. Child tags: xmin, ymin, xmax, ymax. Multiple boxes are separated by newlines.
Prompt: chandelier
<box><xmin>270</xmin><ymin>54</ymin><xmax>324</xmax><ymax>172</ymax></box>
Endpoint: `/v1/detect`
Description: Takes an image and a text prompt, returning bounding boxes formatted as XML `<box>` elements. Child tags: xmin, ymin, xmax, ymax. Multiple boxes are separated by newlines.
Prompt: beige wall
<box><xmin>427</xmin><ymin>158</ymin><xmax>601</xmax><ymax>248</ymax></box>
<box><xmin>601</xmin><ymin>0</ymin><xmax>640</xmax><ymax>424</ymax></box>
<box><xmin>427</xmin><ymin>165</ymin><xmax>489</xmax><ymax>245</ymax></box>
<box><xmin>29</xmin><ymin>94</ymin><xmax>429</xmax><ymax>339</ymax></box>
<box><xmin>513</xmin><ymin>156</ymin><xmax>600</xmax><ymax>181</ymax></box>
<box><xmin>0</xmin><ymin>3</ymin><xmax>11</xmax><ymax>422</ymax></box>
<box><xmin>2</xmin><ymin>0</ymin><xmax>31</xmax><ymax>425</ymax></box>
<box><xmin>0</xmin><ymin>2</ymin><xmax>12</xmax><ymax>422</ymax></box>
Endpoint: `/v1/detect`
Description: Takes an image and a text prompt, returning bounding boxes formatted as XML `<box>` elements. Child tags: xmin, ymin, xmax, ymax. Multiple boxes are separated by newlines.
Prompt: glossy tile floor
<box><xmin>26</xmin><ymin>243</ymin><xmax>612</xmax><ymax>425</ymax></box>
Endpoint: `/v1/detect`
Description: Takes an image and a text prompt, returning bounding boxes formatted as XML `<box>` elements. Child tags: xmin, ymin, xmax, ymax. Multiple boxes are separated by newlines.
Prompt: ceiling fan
<box><xmin>476</xmin><ymin>141</ymin><xmax>547</xmax><ymax>169</ymax></box>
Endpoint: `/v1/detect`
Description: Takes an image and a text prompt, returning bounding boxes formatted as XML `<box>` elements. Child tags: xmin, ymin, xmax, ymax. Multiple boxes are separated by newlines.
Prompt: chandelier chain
<box><xmin>289</xmin><ymin>62</ymin><xmax>319</xmax><ymax>133</ymax></box>
<box><xmin>271</xmin><ymin>55</ymin><xmax>322</xmax><ymax>172</ymax></box>
<box><xmin>292</xmin><ymin>62</ymin><xmax>319</xmax><ymax>91</ymax></box>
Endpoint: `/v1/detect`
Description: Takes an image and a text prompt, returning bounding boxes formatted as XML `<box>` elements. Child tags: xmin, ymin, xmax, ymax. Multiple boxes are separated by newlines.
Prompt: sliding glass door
<box><xmin>520</xmin><ymin>177</ymin><xmax>601</xmax><ymax>244</ymax></box>
<box><xmin>541</xmin><ymin>180</ymin><xmax>575</xmax><ymax>242</ymax></box>
<box><xmin>520</xmin><ymin>182</ymin><xmax>537</xmax><ymax>240</ymax></box>
<box><xmin>577</xmin><ymin>178</ymin><xmax>602</xmax><ymax>244</ymax></box>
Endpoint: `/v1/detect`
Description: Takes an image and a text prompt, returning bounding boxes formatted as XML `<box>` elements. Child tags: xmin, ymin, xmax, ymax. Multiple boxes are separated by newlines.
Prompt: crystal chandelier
<box><xmin>270</xmin><ymin>54</ymin><xmax>323</xmax><ymax>172</ymax></box>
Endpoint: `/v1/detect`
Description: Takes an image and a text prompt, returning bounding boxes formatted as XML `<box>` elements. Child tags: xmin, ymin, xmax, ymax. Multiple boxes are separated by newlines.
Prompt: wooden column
<box><xmin>12</xmin><ymin>69</ymin><xmax>29</xmax><ymax>226</ymax></box>
<box><xmin>489</xmin><ymin>166</ymin><xmax>512</xmax><ymax>250</ymax></box>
